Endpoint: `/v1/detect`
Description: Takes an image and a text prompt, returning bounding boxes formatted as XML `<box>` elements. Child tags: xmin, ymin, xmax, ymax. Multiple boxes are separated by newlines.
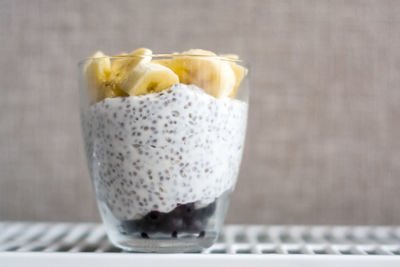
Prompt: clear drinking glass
<box><xmin>78</xmin><ymin>53</ymin><xmax>249</xmax><ymax>252</ymax></box>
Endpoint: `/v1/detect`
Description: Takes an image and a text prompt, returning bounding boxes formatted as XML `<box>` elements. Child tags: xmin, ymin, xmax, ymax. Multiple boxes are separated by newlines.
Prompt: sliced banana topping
<box><xmin>155</xmin><ymin>49</ymin><xmax>242</xmax><ymax>98</ymax></box>
<box><xmin>83</xmin><ymin>48</ymin><xmax>247</xmax><ymax>103</ymax></box>
<box><xmin>181</xmin><ymin>49</ymin><xmax>236</xmax><ymax>98</ymax></box>
<box><xmin>111</xmin><ymin>48</ymin><xmax>152</xmax><ymax>84</ymax></box>
<box><xmin>227</xmin><ymin>60</ymin><xmax>248</xmax><ymax>98</ymax></box>
<box><xmin>103</xmin><ymin>82</ymin><xmax>128</xmax><ymax>98</ymax></box>
<box><xmin>84</xmin><ymin>51</ymin><xmax>111</xmax><ymax>103</ymax></box>
<box><xmin>110</xmin><ymin>48</ymin><xmax>179</xmax><ymax>96</ymax></box>
<box><xmin>217</xmin><ymin>53</ymin><xmax>248</xmax><ymax>98</ymax></box>
<box><xmin>120</xmin><ymin>62</ymin><xmax>179</xmax><ymax>96</ymax></box>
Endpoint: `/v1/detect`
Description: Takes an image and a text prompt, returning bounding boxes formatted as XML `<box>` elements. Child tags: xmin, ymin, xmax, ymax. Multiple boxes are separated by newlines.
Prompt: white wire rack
<box><xmin>1</xmin><ymin>222</ymin><xmax>400</xmax><ymax>266</ymax></box>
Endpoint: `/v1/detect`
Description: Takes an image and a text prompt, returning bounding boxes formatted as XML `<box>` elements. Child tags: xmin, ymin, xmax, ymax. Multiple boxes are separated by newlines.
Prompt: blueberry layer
<box><xmin>119</xmin><ymin>201</ymin><xmax>216</xmax><ymax>237</ymax></box>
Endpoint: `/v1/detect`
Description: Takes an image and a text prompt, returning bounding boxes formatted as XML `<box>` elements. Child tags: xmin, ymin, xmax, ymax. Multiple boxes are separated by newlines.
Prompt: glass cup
<box><xmin>78</xmin><ymin>53</ymin><xmax>249</xmax><ymax>252</ymax></box>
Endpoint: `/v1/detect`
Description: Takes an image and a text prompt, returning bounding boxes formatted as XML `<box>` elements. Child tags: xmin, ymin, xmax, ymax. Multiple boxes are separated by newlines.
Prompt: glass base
<box><xmin>110</xmin><ymin>232</ymin><xmax>217</xmax><ymax>253</ymax></box>
<box><xmin>97</xmin><ymin>191</ymin><xmax>231</xmax><ymax>253</ymax></box>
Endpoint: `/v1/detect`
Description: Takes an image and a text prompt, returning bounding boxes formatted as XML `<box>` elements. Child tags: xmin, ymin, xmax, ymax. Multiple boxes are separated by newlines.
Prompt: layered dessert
<box><xmin>81</xmin><ymin>48</ymin><xmax>248</xmax><ymax>247</ymax></box>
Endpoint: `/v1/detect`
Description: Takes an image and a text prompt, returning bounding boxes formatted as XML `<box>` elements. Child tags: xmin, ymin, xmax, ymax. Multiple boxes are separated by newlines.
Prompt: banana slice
<box><xmin>111</xmin><ymin>48</ymin><xmax>178</xmax><ymax>95</ymax></box>
<box><xmin>84</xmin><ymin>51</ymin><xmax>111</xmax><ymax>103</ymax></box>
<box><xmin>120</xmin><ymin>62</ymin><xmax>179</xmax><ymax>96</ymax></box>
<box><xmin>103</xmin><ymin>82</ymin><xmax>128</xmax><ymax>98</ymax></box>
<box><xmin>111</xmin><ymin>48</ymin><xmax>152</xmax><ymax>84</ymax></box>
<box><xmin>228</xmin><ymin>63</ymin><xmax>247</xmax><ymax>98</ymax></box>
<box><xmin>220</xmin><ymin>54</ymin><xmax>248</xmax><ymax>98</ymax></box>
<box><xmin>154</xmin><ymin>49</ymin><xmax>236</xmax><ymax>98</ymax></box>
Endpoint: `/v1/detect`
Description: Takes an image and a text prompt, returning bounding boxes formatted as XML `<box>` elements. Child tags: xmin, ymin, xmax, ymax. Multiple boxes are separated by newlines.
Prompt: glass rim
<box><xmin>78</xmin><ymin>53</ymin><xmax>246</xmax><ymax>66</ymax></box>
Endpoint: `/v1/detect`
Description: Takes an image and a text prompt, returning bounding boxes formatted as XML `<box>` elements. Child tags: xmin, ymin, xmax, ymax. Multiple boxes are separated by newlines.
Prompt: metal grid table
<box><xmin>1</xmin><ymin>222</ymin><xmax>400</xmax><ymax>266</ymax></box>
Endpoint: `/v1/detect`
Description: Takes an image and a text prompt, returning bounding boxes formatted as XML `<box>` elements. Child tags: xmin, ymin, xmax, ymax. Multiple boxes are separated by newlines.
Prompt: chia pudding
<box><xmin>82</xmin><ymin>84</ymin><xmax>247</xmax><ymax>222</ymax></box>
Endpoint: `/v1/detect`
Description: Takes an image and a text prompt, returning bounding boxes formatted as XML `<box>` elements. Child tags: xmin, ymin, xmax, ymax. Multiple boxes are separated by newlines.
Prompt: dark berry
<box><xmin>119</xmin><ymin>201</ymin><xmax>216</xmax><ymax>236</ymax></box>
<box><xmin>147</xmin><ymin>211</ymin><xmax>161</xmax><ymax>222</ymax></box>
<box><xmin>141</xmin><ymin>232</ymin><xmax>149</xmax><ymax>238</ymax></box>
<box><xmin>198</xmin><ymin>231</ymin><xmax>205</xmax><ymax>238</ymax></box>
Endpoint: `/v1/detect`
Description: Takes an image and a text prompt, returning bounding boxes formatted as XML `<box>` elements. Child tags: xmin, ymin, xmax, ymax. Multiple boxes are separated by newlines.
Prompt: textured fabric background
<box><xmin>1</xmin><ymin>0</ymin><xmax>400</xmax><ymax>224</ymax></box>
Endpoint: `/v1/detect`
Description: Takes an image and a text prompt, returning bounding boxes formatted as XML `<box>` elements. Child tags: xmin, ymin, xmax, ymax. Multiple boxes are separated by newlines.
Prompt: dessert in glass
<box><xmin>78</xmin><ymin>48</ymin><xmax>248</xmax><ymax>252</ymax></box>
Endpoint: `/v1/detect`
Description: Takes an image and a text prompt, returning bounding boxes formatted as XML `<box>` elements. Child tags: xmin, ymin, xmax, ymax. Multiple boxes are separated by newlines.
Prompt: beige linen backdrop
<box><xmin>0</xmin><ymin>0</ymin><xmax>400</xmax><ymax>224</ymax></box>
